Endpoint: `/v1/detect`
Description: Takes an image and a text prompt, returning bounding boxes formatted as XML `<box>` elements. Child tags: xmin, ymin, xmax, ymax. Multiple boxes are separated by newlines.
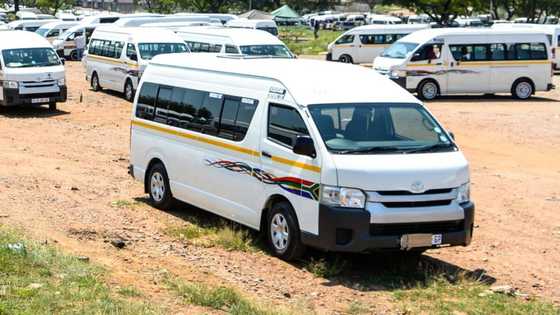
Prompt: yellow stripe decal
<box><xmin>87</xmin><ymin>54</ymin><xmax>138</xmax><ymax>67</ymax></box>
<box><xmin>407</xmin><ymin>60</ymin><xmax>550</xmax><ymax>68</ymax></box>
<box><xmin>131</xmin><ymin>120</ymin><xmax>321</xmax><ymax>173</ymax></box>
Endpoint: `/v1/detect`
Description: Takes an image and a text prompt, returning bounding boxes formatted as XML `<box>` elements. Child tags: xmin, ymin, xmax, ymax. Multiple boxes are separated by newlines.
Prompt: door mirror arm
<box><xmin>292</xmin><ymin>136</ymin><xmax>316</xmax><ymax>158</ymax></box>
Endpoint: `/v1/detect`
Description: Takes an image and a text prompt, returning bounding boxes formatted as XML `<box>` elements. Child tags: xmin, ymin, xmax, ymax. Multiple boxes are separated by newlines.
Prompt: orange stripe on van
<box><xmin>131</xmin><ymin>120</ymin><xmax>321</xmax><ymax>173</ymax></box>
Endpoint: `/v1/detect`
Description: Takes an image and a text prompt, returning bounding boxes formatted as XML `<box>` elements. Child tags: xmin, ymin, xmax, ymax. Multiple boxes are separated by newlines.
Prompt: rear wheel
<box><xmin>338</xmin><ymin>54</ymin><xmax>353</xmax><ymax>64</ymax></box>
<box><xmin>70</xmin><ymin>50</ymin><xmax>78</xmax><ymax>61</ymax></box>
<box><xmin>418</xmin><ymin>80</ymin><xmax>439</xmax><ymax>100</ymax></box>
<box><xmin>147</xmin><ymin>163</ymin><xmax>174</xmax><ymax>210</ymax></box>
<box><xmin>267</xmin><ymin>201</ymin><xmax>306</xmax><ymax>261</ymax></box>
<box><xmin>48</xmin><ymin>102</ymin><xmax>57</xmax><ymax>111</ymax></box>
<box><xmin>512</xmin><ymin>79</ymin><xmax>533</xmax><ymax>100</ymax></box>
<box><xmin>91</xmin><ymin>73</ymin><xmax>101</xmax><ymax>92</ymax></box>
<box><xmin>124</xmin><ymin>80</ymin><xmax>134</xmax><ymax>102</ymax></box>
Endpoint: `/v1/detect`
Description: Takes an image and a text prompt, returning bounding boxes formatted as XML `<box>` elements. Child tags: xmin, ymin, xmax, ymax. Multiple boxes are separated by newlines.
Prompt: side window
<box><xmin>126</xmin><ymin>43</ymin><xmax>136</xmax><ymax>59</ymax></box>
<box><xmin>490</xmin><ymin>43</ymin><xmax>506</xmax><ymax>60</ymax></box>
<box><xmin>135</xmin><ymin>82</ymin><xmax>158</xmax><ymax>120</ymax></box>
<box><xmin>197</xmin><ymin>93</ymin><xmax>223</xmax><ymax>136</ymax></box>
<box><xmin>514</xmin><ymin>43</ymin><xmax>531</xmax><ymax>60</ymax></box>
<box><xmin>218</xmin><ymin>98</ymin><xmax>258</xmax><ymax>141</ymax></box>
<box><xmin>385</xmin><ymin>34</ymin><xmax>396</xmax><ymax>44</ymax></box>
<box><xmin>472</xmin><ymin>45</ymin><xmax>489</xmax><ymax>61</ymax></box>
<box><xmin>48</xmin><ymin>29</ymin><xmax>60</xmax><ymax>37</ymax></box>
<box><xmin>530</xmin><ymin>43</ymin><xmax>547</xmax><ymax>60</ymax></box>
<box><xmin>268</xmin><ymin>104</ymin><xmax>309</xmax><ymax>148</ymax></box>
<box><xmin>155</xmin><ymin>87</ymin><xmax>172</xmax><ymax>124</ymax></box>
<box><xmin>411</xmin><ymin>44</ymin><xmax>442</xmax><ymax>61</ymax></box>
<box><xmin>335</xmin><ymin>34</ymin><xmax>354</xmax><ymax>45</ymax></box>
<box><xmin>225</xmin><ymin>45</ymin><xmax>239</xmax><ymax>54</ymax></box>
<box><xmin>114</xmin><ymin>41</ymin><xmax>124</xmax><ymax>58</ymax></box>
<box><xmin>359</xmin><ymin>34</ymin><xmax>384</xmax><ymax>45</ymax></box>
<box><xmin>450</xmin><ymin>45</ymin><xmax>473</xmax><ymax>61</ymax></box>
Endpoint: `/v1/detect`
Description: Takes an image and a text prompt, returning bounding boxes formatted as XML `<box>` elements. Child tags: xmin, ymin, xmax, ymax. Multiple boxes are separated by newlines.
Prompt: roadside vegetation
<box><xmin>0</xmin><ymin>226</ymin><xmax>159</xmax><ymax>314</ymax></box>
<box><xmin>279</xmin><ymin>26</ymin><xmax>342</xmax><ymax>56</ymax></box>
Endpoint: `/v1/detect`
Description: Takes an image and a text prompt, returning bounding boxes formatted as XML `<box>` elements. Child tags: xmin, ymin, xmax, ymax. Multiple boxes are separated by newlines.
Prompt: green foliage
<box><xmin>382</xmin><ymin>0</ymin><xmax>485</xmax><ymax>25</ymax></box>
<box><xmin>304</xmin><ymin>256</ymin><xmax>347</xmax><ymax>278</ymax></box>
<box><xmin>35</xmin><ymin>0</ymin><xmax>73</xmax><ymax>15</ymax></box>
<box><xmin>0</xmin><ymin>227</ymin><xmax>160</xmax><ymax>314</ymax></box>
<box><xmin>279</xmin><ymin>26</ymin><xmax>342</xmax><ymax>55</ymax></box>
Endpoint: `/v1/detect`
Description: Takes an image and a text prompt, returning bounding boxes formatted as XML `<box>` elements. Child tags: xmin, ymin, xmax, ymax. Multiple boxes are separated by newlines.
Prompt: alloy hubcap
<box><xmin>516</xmin><ymin>82</ymin><xmax>532</xmax><ymax>99</ymax></box>
<box><xmin>270</xmin><ymin>213</ymin><xmax>289</xmax><ymax>251</ymax></box>
<box><xmin>150</xmin><ymin>172</ymin><xmax>165</xmax><ymax>202</ymax></box>
<box><xmin>93</xmin><ymin>77</ymin><xmax>98</xmax><ymax>89</ymax></box>
<box><xmin>126</xmin><ymin>84</ymin><xmax>132</xmax><ymax>99</ymax></box>
<box><xmin>422</xmin><ymin>83</ymin><xmax>437</xmax><ymax>99</ymax></box>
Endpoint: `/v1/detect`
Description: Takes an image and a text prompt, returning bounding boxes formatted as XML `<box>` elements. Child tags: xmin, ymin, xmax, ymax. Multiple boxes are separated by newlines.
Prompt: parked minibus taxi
<box><xmin>129</xmin><ymin>54</ymin><xmax>475</xmax><ymax>261</ymax></box>
<box><xmin>35</xmin><ymin>21</ymin><xmax>79</xmax><ymax>43</ymax></box>
<box><xmin>226</xmin><ymin>19</ymin><xmax>279</xmax><ymax>36</ymax></box>
<box><xmin>327</xmin><ymin>24</ymin><xmax>428</xmax><ymax>64</ymax></box>
<box><xmin>83</xmin><ymin>26</ymin><xmax>189</xmax><ymax>102</ymax></box>
<box><xmin>0</xmin><ymin>31</ymin><xmax>66</xmax><ymax>110</ymax></box>
<box><xmin>52</xmin><ymin>25</ymin><xmax>96</xmax><ymax>60</ymax></box>
<box><xmin>373</xmin><ymin>28</ymin><xmax>555</xmax><ymax>100</ymax></box>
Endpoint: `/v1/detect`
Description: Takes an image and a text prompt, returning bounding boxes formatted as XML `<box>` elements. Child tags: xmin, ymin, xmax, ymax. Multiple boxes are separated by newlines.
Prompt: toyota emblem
<box><xmin>410</xmin><ymin>181</ymin><xmax>426</xmax><ymax>194</ymax></box>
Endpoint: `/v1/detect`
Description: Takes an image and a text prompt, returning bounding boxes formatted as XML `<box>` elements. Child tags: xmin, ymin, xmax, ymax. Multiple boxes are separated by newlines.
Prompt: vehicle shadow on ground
<box><xmin>136</xmin><ymin>197</ymin><xmax>496</xmax><ymax>293</ymax></box>
<box><xmin>427</xmin><ymin>94</ymin><xmax>558</xmax><ymax>103</ymax></box>
<box><xmin>91</xmin><ymin>89</ymin><xmax>127</xmax><ymax>101</ymax></box>
<box><xmin>0</xmin><ymin>106</ymin><xmax>69</xmax><ymax>118</ymax></box>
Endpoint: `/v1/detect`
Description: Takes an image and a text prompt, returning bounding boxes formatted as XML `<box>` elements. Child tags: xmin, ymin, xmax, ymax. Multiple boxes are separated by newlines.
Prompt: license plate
<box><xmin>400</xmin><ymin>233</ymin><xmax>443</xmax><ymax>249</ymax></box>
<box><xmin>32</xmin><ymin>98</ymin><xmax>50</xmax><ymax>104</ymax></box>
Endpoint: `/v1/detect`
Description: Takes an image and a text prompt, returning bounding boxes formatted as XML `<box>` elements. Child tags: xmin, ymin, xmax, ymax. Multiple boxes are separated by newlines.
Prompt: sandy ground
<box><xmin>0</xmin><ymin>61</ymin><xmax>559</xmax><ymax>313</ymax></box>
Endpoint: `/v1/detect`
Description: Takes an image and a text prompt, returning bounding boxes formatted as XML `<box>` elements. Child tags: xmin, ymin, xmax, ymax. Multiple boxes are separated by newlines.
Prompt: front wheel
<box><xmin>267</xmin><ymin>201</ymin><xmax>306</xmax><ymax>261</ymax></box>
<box><xmin>418</xmin><ymin>80</ymin><xmax>439</xmax><ymax>100</ymax></box>
<box><xmin>91</xmin><ymin>73</ymin><xmax>101</xmax><ymax>92</ymax></box>
<box><xmin>124</xmin><ymin>80</ymin><xmax>134</xmax><ymax>102</ymax></box>
<box><xmin>147</xmin><ymin>163</ymin><xmax>174</xmax><ymax>210</ymax></box>
<box><xmin>512</xmin><ymin>79</ymin><xmax>533</xmax><ymax>100</ymax></box>
<box><xmin>338</xmin><ymin>54</ymin><xmax>353</xmax><ymax>64</ymax></box>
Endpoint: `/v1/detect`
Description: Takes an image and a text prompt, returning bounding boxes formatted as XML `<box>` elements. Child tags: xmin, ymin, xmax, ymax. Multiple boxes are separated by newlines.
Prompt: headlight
<box><xmin>456</xmin><ymin>183</ymin><xmax>470</xmax><ymax>204</ymax></box>
<box><xmin>57</xmin><ymin>78</ymin><xmax>65</xmax><ymax>86</ymax></box>
<box><xmin>321</xmin><ymin>185</ymin><xmax>366</xmax><ymax>209</ymax></box>
<box><xmin>390</xmin><ymin>69</ymin><xmax>406</xmax><ymax>78</ymax></box>
<box><xmin>2</xmin><ymin>81</ymin><xmax>18</xmax><ymax>89</ymax></box>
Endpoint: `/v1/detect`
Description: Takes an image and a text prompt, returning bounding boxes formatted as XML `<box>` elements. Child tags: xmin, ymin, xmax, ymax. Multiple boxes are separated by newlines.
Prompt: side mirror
<box><xmin>411</xmin><ymin>52</ymin><xmax>422</xmax><ymax>61</ymax></box>
<box><xmin>293</xmin><ymin>136</ymin><xmax>316</xmax><ymax>158</ymax></box>
<box><xmin>449</xmin><ymin>132</ymin><xmax>455</xmax><ymax>140</ymax></box>
<box><xmin>130</xmin><ymin>53</ymin><xmax>138</xmax><ymax>61</ymax></box>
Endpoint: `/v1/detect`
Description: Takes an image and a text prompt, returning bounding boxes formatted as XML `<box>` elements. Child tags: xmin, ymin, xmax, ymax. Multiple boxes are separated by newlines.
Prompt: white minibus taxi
<box><xmin>493</xmin><ymin>23</ymin><xmax>560</xmax><ymax>69</ymax></box>
<box><xmin>35</xmin><ymin>21</ymin><xmax>78</xmax><ymax>43</ymax></box>
<box><xmin>8</xmin><ymin>19</ymin><xmax>58</xmax><ymax>32</ymax></box>
<box><xmin>226</xmin><ymin>19</ymin><xmax>279</xmax><ymax>36</ymax></box>
<box><xmin>52</xmin><ymin>24</ymin><xmax>97</xmax><ymax>60</ymax></box>
<box><xmin>0</xmin><ymin>31</ymin><xmax>66</xmax><ymax>110</ymax></box>
<box><xmin>327</xmin><ymin>24</ymin><xmax>428</xmax><ymax>64</ymax></box>
<box><xmin>129</xmin><ymin>54</ymin><xmax>475</xmax><ymax>260</ymax></box>
<box><xmin>374</xmin><ymin>28</ymin><xmax>555</xmax><ymax>100</ymax></box>
<box><xmin>175</xmin><ymin>27</ymin><xmax>294</xmax><ymax>57</ymax></box>
<box><xmin>84</xmin><ymin>27</ymin><xmax>189</xmax><ymax>101</ymax></box>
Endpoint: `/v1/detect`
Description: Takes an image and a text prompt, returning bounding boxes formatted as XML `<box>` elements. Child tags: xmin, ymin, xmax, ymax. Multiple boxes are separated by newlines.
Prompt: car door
<box><xmin>406</xmin><ymin>43</ymin><xmax>447</xmax><ymax>93</ymax></box>
<box><xmin>332</xmin><ymin>34</ymin><xmax>356</xmax><ymax>62</ymax></box>
<box><xmin>447</xmin><ymin>44</ymin><xmax>491</xmax><ymax>93</ymax></box>
<box><xmin>358</xmin><ymin>33</ymin><xmax>386</xmax><ymax>64</ymax></box>
<box><xmin>259</xmin><ymin>103</ymin><xmax>322</xmax><ymax>234</ymax></box>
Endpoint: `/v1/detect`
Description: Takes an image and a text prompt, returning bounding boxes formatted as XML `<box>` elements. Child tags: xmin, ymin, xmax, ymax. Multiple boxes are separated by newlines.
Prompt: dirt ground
<box><xmin>0</xmin><ymin>61</ymin><xmax>559</xmax><ymax>313</ymax></box>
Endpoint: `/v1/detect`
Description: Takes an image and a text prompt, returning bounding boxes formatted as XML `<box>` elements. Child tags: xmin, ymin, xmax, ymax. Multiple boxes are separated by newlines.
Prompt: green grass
<box><xmin>164</xmin><ymin>274</ymin><xmax>283</xmax><ymax>315</ymax></box>
<box><xmin>279</xmin><ymin>26</ymin><xmax>342</xmax><ymax>56</ymax></box>
<box><xmin>117</xmin><ymin>286</ymin><xmax>143</xmax><ymax>298</ymax></box>
<box><xmin>346</xmin><ymin>301</ymin><xmax>369</xmax><ymax>315</ymax></box>
<box><xmin>0</xmin><ymin>226</ymin><xmax>159</xmax><ymax>314</ymax></box>
<box><xmin>164</xmin><ymin>218</ymin><xmax>258</xmax><ymax>252</ymax></box>
<box><xmin>111</xmin><ymin>199</ymin><xmax>138</xmax><ymax>209</ymax></box>
<box><xmin>303</xmin><ymin>256</ymin><xmax>348</xmax><ymax>278</ymax></box>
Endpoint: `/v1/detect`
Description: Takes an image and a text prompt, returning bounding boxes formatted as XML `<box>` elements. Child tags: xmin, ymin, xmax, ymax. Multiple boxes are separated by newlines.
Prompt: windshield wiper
<box><xmin>404</xmin><ymin>143</ymin><xmax>455</xmax><ymax>154</ymax></box>
<box><xmin>336</xmin><ymin>146</ymin><xmax>405</xmax><ymax>154</ymax></box>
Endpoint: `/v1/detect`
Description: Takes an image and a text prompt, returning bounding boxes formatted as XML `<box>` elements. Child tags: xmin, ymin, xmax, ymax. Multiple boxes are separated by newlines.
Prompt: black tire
<box><xmin>91</xmin><ymin>73</ymin><xmax>101</xmax><ymax>92</ymax></box>
<box><xmin>417</xmin><ymin>80</ymin><xmax>439</xmax><ymax>100</ymax></box>
<box><xmin>48</xmin><ymin>102</ymin><xmax>57</xmax><ymax>111</ymax></box>
<box><xmin>511</xmin><ymin>79</ymin><xmax>533</xmax><ymax>100</ymax></box>
<box><xmin>338</xmin><ymin>54</ymin><xmax>353</xmax><ymax>64</ymax></box>
<box><xmin>147</xmin><ymin>163</ymin><xmax>174</xmax><ymax>210</ymax></box>
<box><xmin>267</xmin><ymin>201</ymin><xmax>306</xmax><ymax>261</ymax></box>
<box><xmin>70</xmin><ymin>50</ymin><xmax>78</xmax><ymax>61</ymax></box>
<box><xmin>124</xmin><ymin>79</ymin><xmax>135</xmax><ymax>102</ymax></box>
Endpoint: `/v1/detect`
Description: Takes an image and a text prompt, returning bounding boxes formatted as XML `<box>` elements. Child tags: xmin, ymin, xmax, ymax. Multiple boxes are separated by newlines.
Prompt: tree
<box><xmin>143</xmin><ymin>0</ymin><xmax>178</xmax><ymax>13</ymax></box>
<box><xmin>35</xmin><ymin>0</ymin><xmax>73</xmax><ymax>15</ymax></box>
<box><xmin>382</xmin><ymin>0</ymin><xmax>484</xmax><ymax>25</ymax></box>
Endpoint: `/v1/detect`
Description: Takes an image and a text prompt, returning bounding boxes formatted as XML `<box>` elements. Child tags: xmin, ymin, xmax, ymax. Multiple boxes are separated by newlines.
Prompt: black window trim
<box><xmin>266</xmin><ymin>102</ymin><xmax>310</xmax><ymax>150</ymax></box>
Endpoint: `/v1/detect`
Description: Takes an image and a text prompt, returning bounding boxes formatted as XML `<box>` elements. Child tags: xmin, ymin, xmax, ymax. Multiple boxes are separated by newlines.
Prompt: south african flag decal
<box><xmin>206</xmin><ymin>160</ymin><xmax>320</xmax><ymax>201</ymax></box>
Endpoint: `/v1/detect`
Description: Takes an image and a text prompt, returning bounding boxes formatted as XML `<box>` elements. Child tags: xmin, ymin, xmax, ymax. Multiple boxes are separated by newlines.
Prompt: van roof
<box><xmin>347</xmin><ymin>24</ymin><xmax>428</xmax><ymax>33</ymax></box>
<box><xmin>401</xmin><ymin>27</ymin><xmax>550</xmax><ymax>43</ymax></box>
<box><xmin>149</xmin><ymin>54</ymin><xmax>419</xmax><ymax>105</ymax></box>
<box><xmin>37</xmin><ymin>21</ymin><xmax>79</xmax><ymax>29</ymax></box>
<box><xmin>226</xmin><ymin>19</ymin><xmax>277</xmax><ymax>27</ymax></box>
<box><xmin>175</xmin><ymin>27</ymin><xmax>282</xmax><ymax>45</ymax></box>
<box><xmin>92</xmin><ymin>26</ymin><xmax>186</xmax><ymax>43</ymax></box>
<box><xmin>0</xmin><ymin>30</ymin><xmax>51</xmax><ymax>49</ymax></box>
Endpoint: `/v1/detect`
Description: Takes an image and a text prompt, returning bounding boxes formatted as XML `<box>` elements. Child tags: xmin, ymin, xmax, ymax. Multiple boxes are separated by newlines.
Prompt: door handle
<box><xmin>262</xmin><ymin>151</ymin><xmax>272</xmax><ymax>158</ymax></box>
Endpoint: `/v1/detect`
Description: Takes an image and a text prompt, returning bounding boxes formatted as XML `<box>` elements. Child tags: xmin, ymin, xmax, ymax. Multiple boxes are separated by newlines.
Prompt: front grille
<box><xmin>382</xmin><ymin>200</ymin><xmax>452</xmax><ymax>208</ymax></box>
<box><xmin>377</xmin><ymin>188</ymin><xmax>453</xmax><ymax>196</ymax></box>
<box><xmin>370</xmin><ymin>220</ymin><xmax>464</xmax><ymax>236</ymax></box>
<box><xmin>18</xmin><ymin>92</ymin><xmax>61</xmax><ymax>99</ymax></box>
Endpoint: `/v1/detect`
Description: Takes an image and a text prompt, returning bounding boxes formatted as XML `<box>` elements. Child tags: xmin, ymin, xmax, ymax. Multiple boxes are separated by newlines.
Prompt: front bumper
<box><xmin>390</xmin><ymin>76</ymin><xmax>407</xmax><ymax>89</ymax></box>
<box><xmin>547</xmin><ymin>83</ymin><xmax>555</xmax><ymax>91</ymax></box>
<box><xmin>301</xmin><ymin>202</ymin><xmax>475</xmax><ymax>252</ymax></box>
<box><xmin>326</xmin><ymin>52</ymin><xmax>333</xmax><ymax>61</ymax></box>
<box><xmin>1</xmin><ymin>86</ymin><xmax>67</xmax><ymax>107</ymax></box>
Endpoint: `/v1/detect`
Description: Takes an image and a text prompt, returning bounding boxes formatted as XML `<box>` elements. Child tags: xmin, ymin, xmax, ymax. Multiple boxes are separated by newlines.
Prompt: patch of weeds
<box><xmin>164</xmin><ymin>274</ymin><xmax>282</xmax><ymax>315</ymax></box>
<box><xmin>279</xmin><ymin>26</ymin><xmax>342</xmax><ymax>55</ymax></box>
<box><xmin>304</xmin><ymin>256</ymin><xmax>348</xmax><ymax>278</ymax></box>
<box><xmin>164</xmin><ymin>223</ymin><xmax>212</xmax><ymax>241</ymax></box>
<box><xmin>111</xmin><ymin>199</ymin><xmax>137</xmax><ymax>209</ymax></box>
<box><xmin>392</xmin><ymin>272</ymin><xmax>559</xmax><ymax>315</ymax></box>
<box><xmin>346</xmin><ymin>301</ymin><xmax>369</xmax><ymax>315</ymax></box>
<box><xmin>213</xmin><ymin>227</ymin><xmax>254</xmax><ymax>252</ymax></box>
<box><xmin>0</xmin><ymin>226</ymin><xmax>160</xmax><ymax>314</ymax></box>
<box><xmin>117</xmin><ymin>285</ymin><xmax>143</xmax><ymax>298</ymax></box>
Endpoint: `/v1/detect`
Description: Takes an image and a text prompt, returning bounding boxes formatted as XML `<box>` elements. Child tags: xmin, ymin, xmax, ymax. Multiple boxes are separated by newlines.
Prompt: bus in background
<box><xmin>83</xmin><ymin>27</ymin><xmax>189</xmax><ymax>101</ymax></box>
<box><xmin>327</xmin><ymin>24</ymin><xmax>428</xmax><ymax>64</ymax></box>
<box><xmin>374</xmin><ymin>28</ymin><xmax>554</xmax><ymax>100</ymax></box>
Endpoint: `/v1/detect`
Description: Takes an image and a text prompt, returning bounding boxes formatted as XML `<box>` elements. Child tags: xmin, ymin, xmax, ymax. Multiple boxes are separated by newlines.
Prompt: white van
<box><xmin>52</xmin><ymin>25</ymin><xmax>97</xmax><ymax>60</ymax></box>
<box><xmin>327</xmin><ymin>24</ymin><xmax>428</xmax><ymax>64</ymax></box>
<box><xmin>35</xmin><ymin>21</ymin><xmax>78</xmax><ymax>43</ymax></box>
<box><xmin>0</xmin><ymin>31</ymin><xmax>66</xmax><ymax>110</ymax></box>
<box><xmin>8</xmin><ymin>19</ymin><xmax>58</xmax><ymax>32</ymax></box>
<box><xmin>55</xmin><ymin>12</ymin><xmax>78</xmax><ymax>21</ymax></box>
<box><xmin>129</xmin><ymin>54</ymin><xmax>475</xmax><ymax>260</ymax></box>
<box><xmin>226</xmin><ymin>19</ymin><xmax>279</xmax><ymax>36</ymax></box>
<box><xmin>84</xmin><ymin>27</ymin><xmax>189</xmax><ymax>101</ymax></box>
<box><xmin>374</xmin><ymin>28</ymin><xmax>555</xmax><ymax>100</ymax></box>
<box><xmin>367</xmin><ymin>14</ymin><xmax>402</xmax><ymax>25</ymax></box>
<box><xmin>493</xmin><ymin>23</ymin><xmax>560</xmax><ymax>69</ymax></box>
<box><xmin>175</xmin><ymin>27</ymin><xmax>294</xmax><ymax>57</ymax></box>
